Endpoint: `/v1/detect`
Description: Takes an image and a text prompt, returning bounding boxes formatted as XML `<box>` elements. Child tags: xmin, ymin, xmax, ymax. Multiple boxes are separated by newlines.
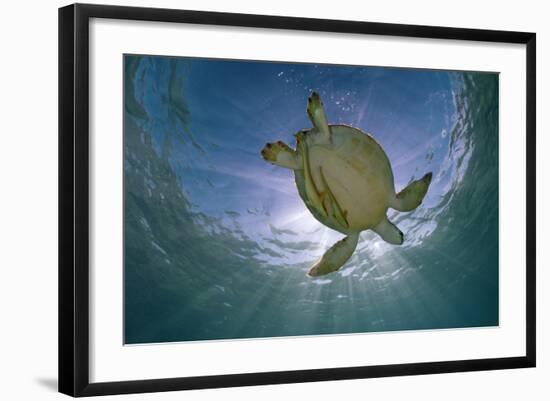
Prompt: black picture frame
<box><xmin>59</xmin><ymin>3</ymin><xmax>536</xmax><ymax>397</ymax></box>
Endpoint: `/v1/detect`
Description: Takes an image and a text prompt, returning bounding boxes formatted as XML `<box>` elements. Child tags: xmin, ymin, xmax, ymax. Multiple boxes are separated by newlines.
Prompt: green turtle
<box><xmin>261</xmin><ymin>91</ymin><xmax>432</xmax><ymax>277</ymax></box>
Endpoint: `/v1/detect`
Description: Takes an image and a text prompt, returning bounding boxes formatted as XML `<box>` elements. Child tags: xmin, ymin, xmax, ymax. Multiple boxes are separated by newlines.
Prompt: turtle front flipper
<box><xmin>307</xmin><ymin>91</ymin><xmax>331</xmax><ymax>144</ymax></box>
<box><xmin>297</xmin><ymin>132</ymin><xmax>327</xmax><ymax>217</ymax></box>
<box><xmin>307</xmin><ymin>232</ymin><xmax>359</xmax><ymax>277</ymax></box>
<box><xmin>390</xmin><ymin>172</ymin><xmax>433</xmax><ymax>212</ymax></box>
<box><xmin>319</xmin><ymin>167</ymin><xmax>349</xmax><ymax>230</ymax></box>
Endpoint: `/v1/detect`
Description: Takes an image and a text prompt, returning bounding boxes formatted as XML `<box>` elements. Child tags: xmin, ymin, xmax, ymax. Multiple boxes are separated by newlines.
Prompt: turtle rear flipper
<box><xmin>307</xmin><ymin>91</ymin><xmax>331</xmax><ymax>144</ymax></box>
<box><xmin>261</xmin><ymin>141</ymin><xmax>302</xmax><ymax>170</ymax></box>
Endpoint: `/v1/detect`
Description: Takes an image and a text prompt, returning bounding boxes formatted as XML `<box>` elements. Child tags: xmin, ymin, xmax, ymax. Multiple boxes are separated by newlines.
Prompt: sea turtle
<box><xmin>261</xmin><ymin>92</ymin><xmax>432</xmax><ymax>277</ymax></box>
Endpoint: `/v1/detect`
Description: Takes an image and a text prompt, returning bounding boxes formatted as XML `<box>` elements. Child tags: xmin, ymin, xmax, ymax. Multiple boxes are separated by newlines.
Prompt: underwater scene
<box><xmin>124</xmin><ymin>55</ymin><xmax>499</xmax><ymax>344</ymax></box>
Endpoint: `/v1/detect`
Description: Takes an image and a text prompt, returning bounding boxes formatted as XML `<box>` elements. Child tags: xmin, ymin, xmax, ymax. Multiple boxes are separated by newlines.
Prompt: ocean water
<box><xmin>124</xmin><ymin>55</ymin><xmax>499</xmax><ymax>344</ymax></box>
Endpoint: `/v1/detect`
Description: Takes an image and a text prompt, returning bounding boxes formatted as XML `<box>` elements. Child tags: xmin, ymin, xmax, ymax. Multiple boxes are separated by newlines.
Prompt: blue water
<box><xmin>124</xmin><ymin>55</ymin><xmax>499</xmax><ymax>344</ymax></box>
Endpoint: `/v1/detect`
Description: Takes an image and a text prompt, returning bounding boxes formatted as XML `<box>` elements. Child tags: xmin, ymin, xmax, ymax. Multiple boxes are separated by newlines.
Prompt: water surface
<box><xmin>124</xmin><ymin>55</ymin><xmax>499</xmax><ymax>344</ymax></box>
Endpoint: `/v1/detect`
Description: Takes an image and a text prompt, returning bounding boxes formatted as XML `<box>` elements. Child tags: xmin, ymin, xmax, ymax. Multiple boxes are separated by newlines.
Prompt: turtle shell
<box><xmin>294</xmin><ymin>125</ymin><xmax>395</xmax><ymax>234</ymax></box>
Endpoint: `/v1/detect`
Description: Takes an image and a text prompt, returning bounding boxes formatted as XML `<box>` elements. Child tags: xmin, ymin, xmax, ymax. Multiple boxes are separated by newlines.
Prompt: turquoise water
<box><xmin>124</xmin><ymin>55</ymin><xmax>499</xmax><ymax>344</ymax></box>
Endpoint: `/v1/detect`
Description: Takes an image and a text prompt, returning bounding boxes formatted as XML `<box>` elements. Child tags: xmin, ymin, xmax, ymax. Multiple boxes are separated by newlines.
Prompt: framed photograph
<box><xmin>58</xmin><ymin>3</ymin><xmax>536</xmax><ymax>397</ymax></box>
